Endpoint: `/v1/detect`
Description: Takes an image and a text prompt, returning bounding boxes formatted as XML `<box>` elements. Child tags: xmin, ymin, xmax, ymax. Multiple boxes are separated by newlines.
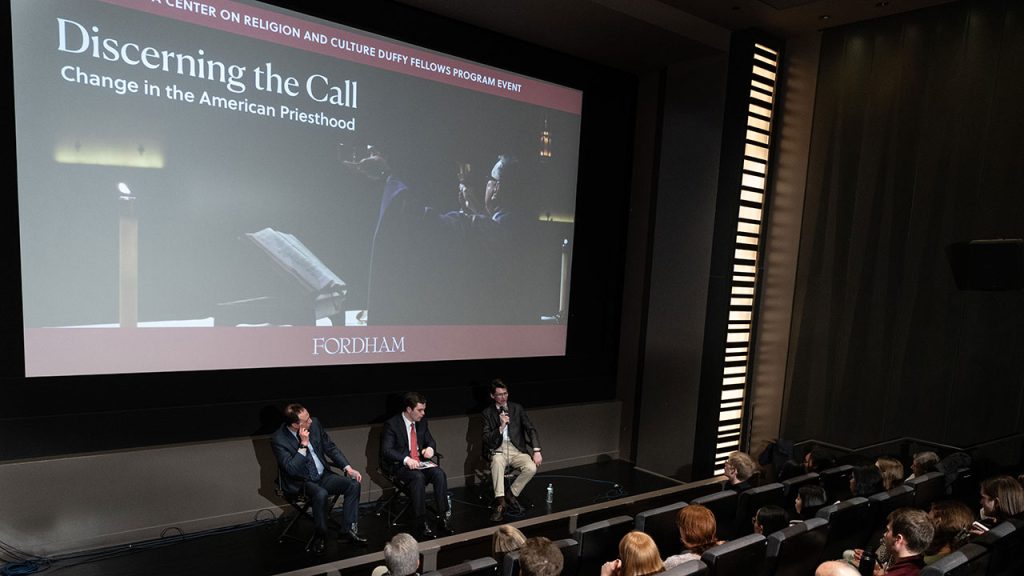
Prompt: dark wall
<box><xmin>783</xmin><ymin>0</ymin><xmax>1024</xmax><ymax>448</ymax></box>
<box><xmin>0</xmin><ymin>0</ymin><xmax>635</xmax><ymax>460</ymax></box>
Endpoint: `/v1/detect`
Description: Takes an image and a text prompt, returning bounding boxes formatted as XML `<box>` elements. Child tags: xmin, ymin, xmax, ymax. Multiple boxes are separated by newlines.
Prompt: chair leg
<box><xmin>279</xmin><ymin>500</ymin><xmax>316</xmax><ymax>548</ymax></box>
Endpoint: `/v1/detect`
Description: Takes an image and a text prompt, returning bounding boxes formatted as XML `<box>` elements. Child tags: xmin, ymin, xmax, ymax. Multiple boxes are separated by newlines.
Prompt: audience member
<box><xmin>924</xmin><ymin>500</ymin><xmax>973</xmax><ymax>564</ymax></box>
<box><xmin>882</xmin><ymin>508</ymin><xmax>934</xmax><ymax>575</ymax></box>
<box><xmin>854</xmin><ymin>508</ymin><xmax>934</xmax><ymax>576</ymax></box>
<box><xmin>663</xmin><ymin>504</ymin><xmax>723</xmax><ymax>569</ymax></box>
<box><xmin>804</xmin><ymin>448</ymin><xmax>836</xmax><ymax>474</ymax></box>
<box><xmin>602</xmin><ymin>531</ymin><xmax>664</xmax><ymax>576</ymax></box>
<box><xmin>753</xmin><ymin>505</ymin><xmax>789</xmax><ymax>536</ymax></box>
<box><xmin>383</xmin><ymin>533</ymin><xmax>420</xmax><ymax>576</ymax></box>
<box><xmin>975</xmin><ymin>474</ymin><xmax>1024</xmax><ymax>531</ymax></box>
<box><xmin>777</xmin><ymin>459</ymin><xmax>806</xmax><ymax>482</ymax></box>
<box><xmin>492</xmin><ymin>524</ymin><xmax>527</xmax><ymax>563</ymax></box>
<box><xmin>519</xmin><ymin>537</ymin><xmax>563</xmax><ymax>576</ymax></box>
<box><xmin>850</xmin><ymin>465</ymin><xmax>884</xmax><ymax>497</ymax></box>
<box><xmin>876</xmin><ymin>457</ymin><xmax>905</xmax><ymax>490</ymax></box>
<box><xmin>907</xmin><ymin>452</ymin><xmax>939</xmax><ymax>481</ymax></box>
<box><xmin>793</xmin><ymin>485</ymin><xmax>828</xmax><ymax>522</ymax></box>
<box><xmin>723</xmin><ymin>451</ymin><xmax>758</xmax><ymax>492</ymax></box>
<box><xmin>815</xmin><ymin>560</ymin><xmax>861</xmax><ymax>576</ymax></box>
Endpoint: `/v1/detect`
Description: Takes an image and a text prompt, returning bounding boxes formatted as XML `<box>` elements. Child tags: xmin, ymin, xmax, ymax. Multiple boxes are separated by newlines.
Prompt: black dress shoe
<box><xmin>506</xmin><ymin>493</ymin><xmax>522</xmax><ymax>514</ymax></box>
<box><xmin>490</xmin><ymin>502</ymin><xmax>505</xmax><ymax>522</ymax></box>
<box><xmin>418</xmin><ymin>521</ymin><xmax>436</xmax><ymax>540</ymax></box>
<box><xmin>439</xmin><ymin>516</ymin><xmax>454</xmax><ymax>535</ymax></box>
<box><xmin>340</xmin><ymin>525</ymin><xmax>368</xmax><ymax>545</ymax></box>
<box><xmin>311</xmin><ymin>536</ymin><xmax>326</xmax><ymax>556</ymax></box>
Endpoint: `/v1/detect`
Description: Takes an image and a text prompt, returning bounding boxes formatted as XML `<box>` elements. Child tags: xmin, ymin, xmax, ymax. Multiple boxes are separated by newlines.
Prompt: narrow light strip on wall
<box><xmin>715</xmin><ymin>42</ymin><xmax>780</xmax><ymax>474</ymax></box>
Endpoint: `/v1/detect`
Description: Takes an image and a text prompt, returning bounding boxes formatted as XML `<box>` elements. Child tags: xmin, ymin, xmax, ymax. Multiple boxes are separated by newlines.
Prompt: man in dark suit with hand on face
<box><xmin>271</xmin><ymin>403</ymin><xmax>366</xmax><ymax>554</ymax></box>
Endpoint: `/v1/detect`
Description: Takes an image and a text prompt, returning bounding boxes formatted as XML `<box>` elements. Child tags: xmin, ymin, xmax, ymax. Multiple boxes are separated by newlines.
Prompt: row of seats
<box><xmin>420</xmin><ymin>467</ymin><xmax>987</xmax><ymax>576</ymax></box>
<box><xmin>657</xmin><ymin>470</ymin><xmax>948</xmax><ymax>544</ymax></box>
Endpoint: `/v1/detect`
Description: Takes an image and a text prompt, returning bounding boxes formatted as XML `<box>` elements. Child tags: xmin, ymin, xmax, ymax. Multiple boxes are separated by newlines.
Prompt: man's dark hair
<box><xmin>283</xmin><ymin>403</ymin><xmax>305</xmax><ymax>425</ymax></box>
<box><xmin>490</xmin><ymin>378</ymin><xmax>508</xmax><ymax>394</ymax></box>
<box><xmin>807</xmin><ymin>448</ymin><xmax>835</xmax><ymax>472</ymax></box>
<box><xmin>518</xmin><ymin>537</ymin><xmax>563</xmax><ymax>576</ymax></box>
<box><xmin>403</xmin><ymin>391</ymin><xmax>426</xmax><ymax>410</ymax></box>
<box><xmin>851</xmin><ymin>465</ymin><xmax>884</xmax><ymax>497</ymax></box>
<box><xmin>888</xmin><ymin>507</ymin><xmax>934</xmax><ymax>554</ymax></box>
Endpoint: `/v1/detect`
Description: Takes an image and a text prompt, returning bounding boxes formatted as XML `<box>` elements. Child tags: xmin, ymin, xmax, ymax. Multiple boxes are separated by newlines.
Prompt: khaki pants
<box><xmin>490</xmin><ymin>440</ymin><xmax>537</xmax><ymax>498</ymax></box>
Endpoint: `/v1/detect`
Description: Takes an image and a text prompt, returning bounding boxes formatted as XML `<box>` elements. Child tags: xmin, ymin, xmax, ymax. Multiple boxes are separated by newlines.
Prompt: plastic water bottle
<box><xmin>545</xmin><ymin>483</ymin><xmax>554</xmax><ymax>504</ymax></box>
<box><xmin>445</xmin><ymin>493</ymin><xmax>453</xmax><ymax>519</ymax></box>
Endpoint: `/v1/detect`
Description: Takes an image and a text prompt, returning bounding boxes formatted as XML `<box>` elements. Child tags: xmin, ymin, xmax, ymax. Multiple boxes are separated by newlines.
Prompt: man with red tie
<box><xmin>381</xmin><ymin>391</ymin><xmax>451</xmax><ymax>539</ymax></box>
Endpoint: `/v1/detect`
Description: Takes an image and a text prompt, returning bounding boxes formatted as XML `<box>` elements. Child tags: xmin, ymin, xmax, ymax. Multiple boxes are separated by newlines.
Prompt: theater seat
<box><xmin>763</xmin><ymin>518</ymin><xmax>828</xmax><ymax>576</ymax></box>
<box><xmin>919</xmin><ymin>543</ymin><xmax>989</xmax><ymax>576</ymax></box>
<box><xmin>816</xmin><ymin>497</ymin><xmax>872</xmax><ymax>564</ymax></box>
<box><xmin>700</xmin><ymin>533</ymin><xmax>767</xmax><ymax>576</ymax></box>
<box><xmin>424</xmin><ymin>557</ymin><xmax>498</xmax><ymax>576</ymax></box>
<box><xmin>691</xmin><ymin>491</ymin><xmax>739</xmax><ymax>540</ymax></box>
<box><xmin>869</xmin><ymin>485</ymin><xmax>914</xmax><ymax>524</ymax></box>
<box><xmin>820</xmin><ymin>466</ymin><xmax>854</xmax><ymax>503</ymax></box>
<box><xmin>781</xmin><ymin>473</ymin><xmax>821</xmax><ymax>509</ymax></box>
<box><xmin>553</xmin><ymin>538</ymin><xmax>580</xmax><ymax>576</ymax></box>
<box><xmin>735</xmin><ymin>483</ymin><xmax>785</xmax><ymax>537</ymax></box>
<box><xmin>635</xmin><ymin>501</ymin><xmax>688</xmax><ymax>560</ymax></box>
<box><xmin>972</xmin><ymin>519</ymin><xmax>1024</xmax><ymax>576</ymax></box>
<box><xmin>907</xmin><ymin>471</ymin><xmax>946</xmax><ymax>510</ymax></box>
<box><xmin>573</xmin><ymin>515</ymin><xmax>634</xmax><ymax>576</ymax></box>
<box><xmin>662</xmin><ymin>559</ymin><xmax>708</xmax><ymax>576</ymax></box>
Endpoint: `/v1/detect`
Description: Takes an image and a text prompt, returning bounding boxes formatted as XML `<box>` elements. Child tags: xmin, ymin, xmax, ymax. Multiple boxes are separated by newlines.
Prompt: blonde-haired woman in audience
<box><xmin>662</xmin><ymin>504</ymin><xmax>724</xmax><ymax>569</ymax></box>
<box><xmin>875</xmin><ymin>457</ymin><xmax>905</xmax><ymax>491</ymax></box>
<box><xmin>601</xmin><ymin>531</ymin><xmax>664</xmax><ymax>576</ymax></box>
<box><xmin>492</xmin><ymin>524</ymin><xmax>527</xmax><ymax>563</ymax></box>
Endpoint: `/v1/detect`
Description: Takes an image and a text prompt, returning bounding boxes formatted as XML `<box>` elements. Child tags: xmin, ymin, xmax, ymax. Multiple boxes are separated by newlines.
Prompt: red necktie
<box><xmin>409</xmin><ymin>423</ymin><xmax>419</xmax><ymax>462</ymax></box>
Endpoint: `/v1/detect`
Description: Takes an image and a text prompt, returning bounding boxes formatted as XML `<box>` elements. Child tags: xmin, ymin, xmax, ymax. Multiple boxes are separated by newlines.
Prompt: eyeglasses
<box><xmin>493</xmin><ymin>392</ymin><xmax>508</xmax><ymax>397</ymax></box>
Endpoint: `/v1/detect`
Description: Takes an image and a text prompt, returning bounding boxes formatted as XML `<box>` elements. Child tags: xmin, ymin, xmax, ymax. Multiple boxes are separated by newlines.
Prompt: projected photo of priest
<box><xmin>345</xmin><ymin>150</ymin><xmax>553</xmax><ymax>326</ymax></box>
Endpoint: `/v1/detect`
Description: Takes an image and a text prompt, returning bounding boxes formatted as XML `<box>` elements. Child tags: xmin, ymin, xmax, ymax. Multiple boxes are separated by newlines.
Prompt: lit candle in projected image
<box><xmin>117</xmin><ymin>182</ymin><xmax>138</xmax><ymax>327</ymax></box>
<box><xmin>559</xmin><ymin>238</ymin><xmax>570</xmax><ymax>319</ymax></box>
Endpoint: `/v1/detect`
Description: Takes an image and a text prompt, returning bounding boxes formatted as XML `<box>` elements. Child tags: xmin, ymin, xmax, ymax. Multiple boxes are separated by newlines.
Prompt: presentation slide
<box><xmin>11</xmin><ymin>0</ymin><xmax>582</xmax><ymax>377</ymax></box>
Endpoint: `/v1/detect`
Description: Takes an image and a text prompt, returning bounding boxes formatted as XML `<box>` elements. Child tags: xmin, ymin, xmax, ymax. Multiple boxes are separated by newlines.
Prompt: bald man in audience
<box><xmin>816</xmin><ymin>561</ymin><xmax>860</xmax><ymax>576</ymax></box>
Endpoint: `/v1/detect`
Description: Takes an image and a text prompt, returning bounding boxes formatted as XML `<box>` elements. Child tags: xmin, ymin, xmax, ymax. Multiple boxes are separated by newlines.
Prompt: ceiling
<box><xmin>396</xmin><ymin>0</ymin><xmax>956</xmax><ymax>71</ymax></box>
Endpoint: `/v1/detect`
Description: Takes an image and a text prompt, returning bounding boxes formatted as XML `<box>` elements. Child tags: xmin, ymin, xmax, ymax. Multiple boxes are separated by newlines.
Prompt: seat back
<box><xmin>907</xmin><ymin>471</ymin><xmax>946</xmax><ymax>510</ymax></box>
<box><xmin>864</xmin><ymin>485</ymin><xmax>915</xmax><ymax>548</ymax></box>
<box><xmin>700</xmin><ymin>533</ymin><xmax>767</xmax><ymax>576</ymax></box>
<box><xmin>919</xmin><ymin>543</ymin><xmax>990</xmax><ymax>576</ymax></box>
<box><xmin>553</xmin><ymin>538</ymin><xmax>580</xmax><ymax>576</ymax></box>
<box><xmin>820</xmin><ymin>466</ymin><xmax>854</xmax><ymax>503</ymax></box>
<box><xmin>868</xmin><ymin>485</ymin><xmax>915</xmax><ymax>525</ymax></box>
<box><xmin>573</xmin><ymin>515</ymin><xmax>634</xmax><ymax>576</ymax></box>
<box><xmin>949</xmin><ymin>468</ymin><xmax>977</xmax><ymax>510</ymax></box>
<box><xmin>635</xmin><ymin>501</ymin><xmax>687</xmax><ymax>559</ymax></box>
<box><xmin>973</xmin><ymin>519</ymin><xmax>1024</xmax><ymax>576</ymax></box>
<box><xmin>764</xmin><ymin>518</ymin><xmax>828</xmax><ymax>576</ymax></box>
<box><xmin>662</xmin><ymin>560</ymin><xmax>708</xmax><ymax>576</ymax></box>
<box><xmin>691</xmin><ymin>491</ymin><xmax>739</xmax><ymax>540</ymax></box>
<box><xmin>781</xmin><ymin>473</ymin><xmax>821</xmax><ymax>504</ymax></box>
<box><xmin>735</xmin><ymin>484</ymin><xmax>785</xmax><ymax>538</ymax></box>
<box><xmin>428</xmin><ymin>557</ymin><xmax>498</xmax><ymax>576</ymax></box>
<box><xmin>816</xmin><ymin>497</ymin><xmax>872</xmax><ymax>563</ymax></box>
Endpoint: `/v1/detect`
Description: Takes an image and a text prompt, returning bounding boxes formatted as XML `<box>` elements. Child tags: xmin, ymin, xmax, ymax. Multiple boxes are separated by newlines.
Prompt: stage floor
<box><xmin>30</xmin><ymin>460</ymin><xmax>685</xmax><ymax>576</ymax></box>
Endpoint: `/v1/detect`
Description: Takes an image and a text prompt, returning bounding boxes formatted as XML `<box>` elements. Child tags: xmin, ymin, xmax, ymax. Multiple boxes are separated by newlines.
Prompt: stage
<box><xmin>27</xmin><ymin>460</ymin><xmax>721</xmax><ymax>576</ymax></box>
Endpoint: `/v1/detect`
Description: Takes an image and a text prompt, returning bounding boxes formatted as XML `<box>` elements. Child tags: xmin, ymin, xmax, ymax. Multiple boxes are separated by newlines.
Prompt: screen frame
<box><xmin>0</xmin><ymin>0</ymin><xmax>635</xmax><ymax>461</ymax></box>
